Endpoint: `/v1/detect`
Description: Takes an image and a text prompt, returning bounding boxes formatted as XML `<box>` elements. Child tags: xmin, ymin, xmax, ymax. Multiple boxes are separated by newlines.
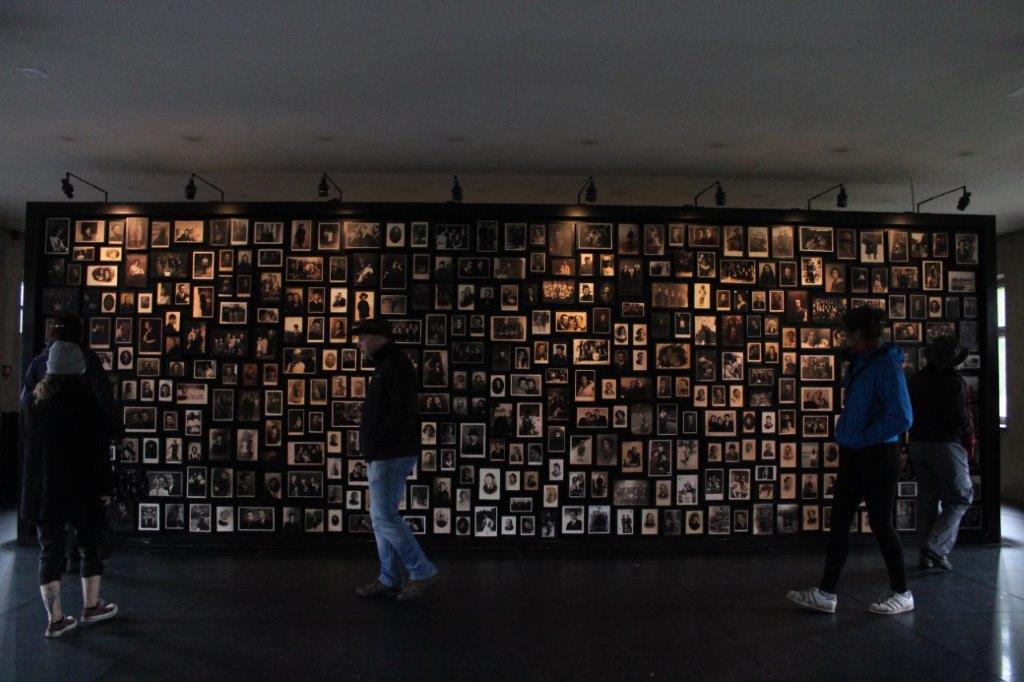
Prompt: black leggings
<box><xmin>37</xmin><ymin>520</ymin><xmax>104</xmax><ymax>585</ymax></box>
<box><xmin>820</xmin><ymin>443</ymin><xmax>908</xmax><ymax>594</ymax></box>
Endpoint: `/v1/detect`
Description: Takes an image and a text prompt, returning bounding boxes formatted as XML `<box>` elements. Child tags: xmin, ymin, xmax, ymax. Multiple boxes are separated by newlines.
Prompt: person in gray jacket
<box><xmin>908</xmin><ymin>337</ymin><xmax>974</xmax><ymax>571</ymax></box>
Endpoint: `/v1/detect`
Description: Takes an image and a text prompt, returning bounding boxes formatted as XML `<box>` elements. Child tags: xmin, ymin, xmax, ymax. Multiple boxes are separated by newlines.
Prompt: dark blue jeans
<box><xmin>368</xmin><ymin>456</ymin><xmax>437</xmax><ymax>588</ymax></box>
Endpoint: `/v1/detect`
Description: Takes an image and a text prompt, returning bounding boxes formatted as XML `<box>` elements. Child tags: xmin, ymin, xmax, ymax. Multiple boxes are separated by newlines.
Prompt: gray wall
<box><xmin>997</xmin><ymin>231</ymin><xmax>1024</xmax><ymax>503</ymax></box>
<box><xmin>0</xmin><ymin>229</ymin><xmax>24</xmax><ymax>412</ymax></box>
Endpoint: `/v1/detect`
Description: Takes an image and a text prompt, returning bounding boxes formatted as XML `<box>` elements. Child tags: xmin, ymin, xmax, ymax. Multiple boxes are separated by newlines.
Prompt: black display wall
<box><xmin>19</xmin><ymin>202</ymin><xmax>1000</xmax><ymax>547</ymax></box>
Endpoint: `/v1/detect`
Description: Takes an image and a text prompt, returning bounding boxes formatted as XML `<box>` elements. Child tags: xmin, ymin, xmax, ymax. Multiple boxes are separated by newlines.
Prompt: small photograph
<box><xmin>460</xmin><ymin>423</ymin><xmax>486</xmax><ymax>457</ymax></box>
<box><xmin>572</xmin><ymin>339</ymin><xmax>610</xmax><ymax>364</ymax></box>
<box><xmin>317</xmin><ymin>222</ymin><xmax>342</xmax><ymax>250</ymax></box>
<box><xmin>516</xmin><ymin>403</ymin><xmax>543</xmax><ymax>438</ymax></box>
<box><xmin>720</xmin><ymin>260</ymin><xmax>756</xmax><ymax>284</ymax></box>
<box><xmin>771</xmin><ymin>225</ymin><xmax>795</xmax><ymax>258</ymax></box>
<box><xmin>254</xmin><ymin>221</ymin><xmax>284</xmax><ymax>244</ymax></box>
<box><xmin>173</xmin><ymin>220</ymin><xmax>204</xmax><ymax>244</ymax></box>
<box><xmin>954</xmin><ymin>233</ymin><xmax>979</xmax><ymax>265</ymax></box>
<box><xmin>290</xmin><ymin>220</ymin><xmax>313</xmax><ymax>250</ymax></box>
<box><xmin>74</xmin><ymin>220</ymin><xmax>105</xmax><ymax>244</ymax></box>
<box><xmin>189</xmin><ymin>504</ymin><xmax>213</xmax><ymax>533</ymax></box>
<box><xmin>800</xmin><ymin>386</ymin><xmax>834</xmax><ymax>411</ymax></box>
<box><xmin>651</xmin><ymin>282</ymin><xmax>689</xmax><ymax>308</ymax></box>
<box><xmin>922</xmin><ymin>260</ymin><xmax>944</xmax><ymax>290</ymax></box>
<box><xmin>84</xmin><ymin>264</ymin><xmax>118</xmax><ymax>287</ymax></box>
<box><xmin>799</xmin><ymin>226</ymin><xmax>834</xmax><ymax>253</ymax></box>
<box><xmin>288</xmin><ymin>441</ymin><xmax>326</xmax><ymax>466</ymax></box>
<box><xmin>45</xmin><ymin>218</ymin><xmax>71</xmax><ymax>254</ymax></box>
<box><xmin>238</xmin><ymin>507</ymin><xmax>275</xmax><ymax>531</ymax></box>
<box><xmin>800</xmin><ymin>354</ymin><xmax>835</xmax><ymax>381</ymax></box>
<box><xmin>146</xmin><ymin>471</ymin><xmax>183</xmax><ymax>497</ymax></box>
<box><xmin>576</xmin><ymin>222</ymin><xmax>613</xmax><ymax>249</ymax></box>
<box><xmin>138</xmin><ymin>503</ymin><xmax>160</xmax><ymax>531</ymax></box>
<box><xmin>124</xmin><ymin>406</ymin><xmax>157</xmax><ymax>432</ymax></box>
<box><xmin>343</xmin><ymin>221</ymin><xmax>381</xmax><ymax>248</ymax></box>
<box><xmin>490</xmin><ymin>315</ymin><xmax>528</xmax><ymax>341</ymax></box>
<box><xmin>654</xmin><ymin>343</ymin><xmax>690</xmax><ymax>370</ymax></box>
<box><xmin>688</xmin><ymin>225</ymin><xmax>720</xmax><ymax>247</ymax></box>
<box><xmin>948</xmin><ymin>271</ymin><xmax>976</xmax><ymax>293</ymax></box>
<box><xmin>435</xmin><ymin>224</ymin><xmax>470</xmax><ymax>250</ymax></box>
<box><xmin>704</xmin><ymin>410</ymin><xmax>736</xmax><ymax>436</ymax></box>
<box><xmin>219</xmin><ymin>301</ymin><xmax>248</xmax><ymax>324</ymax></box>
<box><xmin>859</xmin><ymin>230</ymin><xmax>885</xmax><ymax>263</ymax></box>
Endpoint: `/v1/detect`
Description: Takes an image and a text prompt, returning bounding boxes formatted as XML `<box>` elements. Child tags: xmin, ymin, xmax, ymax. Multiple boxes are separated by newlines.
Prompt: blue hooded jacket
<box><xmin>833</xmin><ymin>342</ymin><xmax>913</xmax><ymax>449</ymax></box>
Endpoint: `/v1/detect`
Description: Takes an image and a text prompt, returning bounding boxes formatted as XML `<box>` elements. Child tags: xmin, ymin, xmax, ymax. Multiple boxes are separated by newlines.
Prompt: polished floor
<box><xmin>1</xmin><ymin>508</ymin><xmax>1023</xmax><ymax>681</ymax></box>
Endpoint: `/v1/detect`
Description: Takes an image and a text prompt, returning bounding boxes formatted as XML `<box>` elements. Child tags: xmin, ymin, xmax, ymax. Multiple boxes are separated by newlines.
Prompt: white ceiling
<box><xmin>1</xmin><ymin>1</ymin><xmax>1022</xmax><ymax>232</ymax></box>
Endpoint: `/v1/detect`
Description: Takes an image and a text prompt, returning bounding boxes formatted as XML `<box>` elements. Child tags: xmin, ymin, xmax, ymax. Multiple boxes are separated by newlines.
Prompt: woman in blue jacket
<box><xmin>788</xmin><ymin>306</ymin><xmax>914</xmax><ymax>615</ymax></box>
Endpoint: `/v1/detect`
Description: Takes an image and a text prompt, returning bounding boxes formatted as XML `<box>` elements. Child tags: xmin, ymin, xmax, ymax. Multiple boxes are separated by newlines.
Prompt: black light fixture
<box><xmin>318</xmin><ymin>173</ymin><xmax>342</xmax><ymax>202</ymax></box>
<box><xmin>450</xmin><ymin>175</ymin><xmax>463</xmax><ymax>203</ymax></box>
<box><xmin>60</xmin><ymin>172</ymin><xmax>108</xmax><ymax>201</ymax></box>
<box><xmin>806</xmin><ymin>183</ymin><xmax>847</xmax><ymax>210</ymax></box>
<box><xmin>694</xmin><ymin>180</ymin><xmax>725</xmax><ymax>208</ymax></box>
<box><xmin>916</xmin><ymin>185</ymin><xmax>970</xmax><ymax>213</ymax></box>
<box><xmin>185</xmin><ymin>173</ymin><xmax>224</xmax><ymax>202</ymax></box>
<box><xmin>577</xmin><ymin>176</ymin><xmax>597</xmax><ymax>205</ymax></box>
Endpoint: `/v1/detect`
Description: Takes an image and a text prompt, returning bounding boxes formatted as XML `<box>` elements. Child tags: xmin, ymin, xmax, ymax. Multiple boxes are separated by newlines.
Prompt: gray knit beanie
<box><xmin>47</xmin><ymin>340</ymin><xmax>86</xmax><ymax>375</ymax></box>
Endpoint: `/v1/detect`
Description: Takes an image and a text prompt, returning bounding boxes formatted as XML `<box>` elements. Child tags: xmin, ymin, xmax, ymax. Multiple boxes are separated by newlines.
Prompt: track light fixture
<box><xmin>185</xmin><ymin>173</ymin><xmax>224</xmax><ymax>202</ymax></box>
<box><xmin>60</xmin><ymin>172</ymin><xmax>108</xmax><ymax>202</ymax></box>
<box><xmin>318</xmin><ymin>173</ymin><xmax>342</xmax><ymax>202</ymax></box>
<box><xmin>916</xmin><ymin>185</ymin><xmax>970</xmax><ymax>213</ymax></box>
<box><xmin>450</xmin><ymin>175</ymin><xmax>463</xmax><ymax>203</ymax></box>
<box><xmin>694</xmin><ymin>181</ymin><xmax>725</xmax><ymax>208</ymax></box>
<box><xmin>806</xmin><ymin>183</ymin><xmax>847</xmax><ymax>210</ymax></box>
<box><xmin>577</xmin><ymin>176</ymin><xmax>597</xmax><ymax>205</ymax></box>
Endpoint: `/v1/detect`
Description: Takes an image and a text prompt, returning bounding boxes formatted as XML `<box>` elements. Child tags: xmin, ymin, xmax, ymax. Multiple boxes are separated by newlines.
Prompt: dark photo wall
<box><xmin>21</xmin><ymin>202</ymin><xmax>999</xmax><ymax>546</ymax></box>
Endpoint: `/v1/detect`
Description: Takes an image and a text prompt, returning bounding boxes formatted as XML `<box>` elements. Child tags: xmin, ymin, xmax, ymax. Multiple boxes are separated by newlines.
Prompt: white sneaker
<box><xmin>869</xmin><ymin>590</ymin><xmax>914</xmax><ymax>615</ymax></box>
<box><xmin>786</xmin><ymin>587</ymin><xmax>837</xmax><ymax>613</ymax></box>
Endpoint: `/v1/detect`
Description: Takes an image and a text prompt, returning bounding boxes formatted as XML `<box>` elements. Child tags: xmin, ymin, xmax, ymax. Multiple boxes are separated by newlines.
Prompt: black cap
<box><xmin>924</xmin><ymin>336</ymin><xmax>968</xmax><ymax>368</ymax></box>
<box><xmin>351</xmin><ymin>318</ymin><xmax>394</xmax><ymax>338</ymax></box>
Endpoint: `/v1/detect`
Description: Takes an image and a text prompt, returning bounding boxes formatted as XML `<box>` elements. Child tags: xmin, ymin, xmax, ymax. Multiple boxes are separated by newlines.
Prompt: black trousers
<box><xmin>820</xmin><ymin>443</ymin><xmax>908</xmax><ymax>594</ymax></box>
<box><xmin>37</xmin><ymin>516</ymin><xmax>104</xmax><ymax>585</ymax></box>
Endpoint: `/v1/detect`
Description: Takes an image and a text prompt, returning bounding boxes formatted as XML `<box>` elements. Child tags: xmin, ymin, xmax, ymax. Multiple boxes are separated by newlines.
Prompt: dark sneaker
<box><xmin>396</xmin><ymin>572</ymin><xmax>439</xmax><ymax>602</ymax></box>
<box><xmin>922</xmin><ymin>548</ymin><xmax>953</xmax><ymax>571</ymax></box>
<box><xmin>45</xmin><ymin>615</ymin><xmax>78</xmax><ymax>639</ymax></box>
<box><xmin>919</xmin><ymin>552</ymin><xmax>935</xmax><ymax>569</ymax></box>
<box><xmin>81</xmin><ymin>600</ymin><xmax>118</xmax><ymax>623</ymax></box>
<box><xmin>355</xmin><ymin>579</ymin><xmax>399</xmax><ymax>598</ymax></box>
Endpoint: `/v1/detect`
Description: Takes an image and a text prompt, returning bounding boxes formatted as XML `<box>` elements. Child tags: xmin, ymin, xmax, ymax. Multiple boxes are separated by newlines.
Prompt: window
<box><xmin>998</xmin><ymin>274</ymin><xmax>1007</xmax><ymax>428</ymax></box>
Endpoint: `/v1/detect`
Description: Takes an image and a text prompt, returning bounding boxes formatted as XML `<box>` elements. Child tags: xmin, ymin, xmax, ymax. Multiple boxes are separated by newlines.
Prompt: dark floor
<box><xmin>1</xmin><ymin>509</ymin><xmax>1023</xmax><ymax>681</ymax></box>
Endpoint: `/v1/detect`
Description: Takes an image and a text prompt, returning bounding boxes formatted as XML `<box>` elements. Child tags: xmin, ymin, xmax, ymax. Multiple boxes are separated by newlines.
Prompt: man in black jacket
<box><xmin>908</xmin><ymin>337</ymin><xmax>974</xmax><ymax>570</ymax></box>
<box><xmin>352</xmin><ymin>318</ymin><xmax>439</xmax><ymax>602</ymax></box>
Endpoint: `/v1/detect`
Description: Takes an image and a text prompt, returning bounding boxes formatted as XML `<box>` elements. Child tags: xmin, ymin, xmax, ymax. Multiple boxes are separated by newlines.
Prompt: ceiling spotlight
<box><xmin>957</xmin><ymin>190</ymin><xmax>971</xmax><ymax>211</ymax></box>
<box><xmin>577</xmin><ymin>176</ymin><xmax>597</xmax><ymax>205</ymax></box>
<box><xmin>807</xmin><ymin>183</ymin><xmax>847</xmax><ymax>210</ymax></box>
<box><xmin>694</xmin><ymin>181</ymin><xmax>725</xmax><ymax>208</ymax></box>
<box><xmin>450</xmin><ymin>175</ymin><xmax>463</xmax><ymax>203</ymax></box>
<box><xmin>916</xmin><ymin>185</ymin><xmax>970</xmax><ymax>213</ymax></box>
<box><xmin>60</xmin><ymin>172</ymin><xmax>108</xmax><ymax>201</ymax></box>
<box><xmin>185</xmin><ymin>173</ymin><xmax>224</xmax><ymax>202</ymax></box>
<box><xmin>318</xmin><ymin>173</ymin><xmax>342</xmax><ymax>202</ymax></box>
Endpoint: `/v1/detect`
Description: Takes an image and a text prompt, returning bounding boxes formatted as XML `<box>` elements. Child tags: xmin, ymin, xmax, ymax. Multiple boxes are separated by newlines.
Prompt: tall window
<box><xmin>997</xmin><ymin>274</ymin><xmax>1007</xmax><ymax>427</ymax></box>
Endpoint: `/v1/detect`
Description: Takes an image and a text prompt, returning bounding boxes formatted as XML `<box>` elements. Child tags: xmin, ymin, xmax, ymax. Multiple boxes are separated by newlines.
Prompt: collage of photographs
<box><xmin>38</xmin><ymin>215</ymin><xmax>985</xmax><ymax>540</ymax></box>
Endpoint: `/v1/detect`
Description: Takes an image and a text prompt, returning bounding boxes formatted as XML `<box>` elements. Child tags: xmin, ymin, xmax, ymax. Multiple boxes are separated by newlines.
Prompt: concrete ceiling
<box><xmin>1</xmin><ymin>1</ymin><xmax>1022</xmax><ymax>232</ymax></box>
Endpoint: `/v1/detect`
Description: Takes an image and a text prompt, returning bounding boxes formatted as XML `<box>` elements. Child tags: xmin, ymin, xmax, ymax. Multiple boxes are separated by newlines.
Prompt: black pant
<box><xmin>820</xmin><ymin>443</ymin><xmax>908</xmax><ymax>593</ymax></box>
<box><xmin>37</xmin><ymin>518</ymin><xmax>104</xmax><ymax>585</ymax></box>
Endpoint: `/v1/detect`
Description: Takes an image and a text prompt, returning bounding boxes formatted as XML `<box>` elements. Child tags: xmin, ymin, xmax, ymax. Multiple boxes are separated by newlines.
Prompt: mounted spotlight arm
<box><xmin>187</xmin><ymin>173</ymin><xmax>225</xmax><ymax>202</ymax></box>
<box><xmin>320</xmin><ymin>173</ymin><xmax>343</xmax><ymax>202</ymax></box>
<box><xmin>693</xmin><ymin>181</ymin><xmax>722</xmax><ymax>208</ymax></box>
<box><xmin>63</xmin><ymin>172</ymin><xmax>109</xmax><ymax>202</ymax></box>
<box><xmin>806</xmin><ymin>183</ymin><xmax>846</xmax><ymax>210</ymax></box>
<box><xmin>916</xmin><ymin>185</ymin><xmax>968</xmax><ymax>213</ymax></box>
<box><xmin>577</xmin><ymin>176</ymin><xmax>597</xmax><ymax>205</ymax></box>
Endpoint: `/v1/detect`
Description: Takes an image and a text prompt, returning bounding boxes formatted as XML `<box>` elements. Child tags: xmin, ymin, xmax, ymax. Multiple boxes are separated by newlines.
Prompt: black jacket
<box><xmin>20</xmin><ymin>378</ymin><xmax>114</xmax><ymax>524</ymax></box>
<box><xmin>358</xmin><ymin>342</ymin><xmax>420</xmax><ymax>460</ymax></box>
<box><xmin>907</xmin><ymin>365</ymin><xmax>973</xmax><ymax>443</ymax></box>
